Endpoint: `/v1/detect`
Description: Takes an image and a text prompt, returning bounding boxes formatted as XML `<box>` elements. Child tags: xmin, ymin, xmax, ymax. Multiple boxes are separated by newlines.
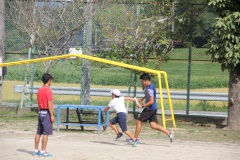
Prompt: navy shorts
<box><xmin>36</xmin><ymin>110</ymin><xmax>53</xmax><ymax>135</ymax></box>
<box><xmin>109</xmin><ymin>112</ymin><xmax>127</xmax><ymax>132</ymax></box>
<box><xmin>138</xmin><ymin>108</ymin><xmax>158</xmax><ymax>123</ymax></box>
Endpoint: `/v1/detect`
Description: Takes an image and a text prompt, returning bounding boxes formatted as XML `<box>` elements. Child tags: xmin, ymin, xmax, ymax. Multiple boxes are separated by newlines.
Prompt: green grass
<box><xmin>4</xmin><ymin>48</ymin><xmax>228</xmax><ymax>89</ymax></box>
<box><xmin>2</xmin><ymin>48</ymin><xmax>229</xmax><ymax>112</ymax></box>
<box><xmin>168</xmin><ymin>48</ymin><xmax>211</xmax><ymax>60</ymax></box>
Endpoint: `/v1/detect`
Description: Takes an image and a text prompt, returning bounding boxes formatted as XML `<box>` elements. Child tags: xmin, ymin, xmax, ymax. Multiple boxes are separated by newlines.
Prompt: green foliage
<box><xmin>95</xmin><ymin>1</ymin><xmax>173</xmax><ymax>71</ymax></box>
<box><xmin>172</xmin><ymin>0</ymin><xmax>215</xmax><ymax>47</ymax></box>
<box><xmin>207</xmin><ymin>0</ymin><xmax>240</xmax><ymax>71</ymax></box>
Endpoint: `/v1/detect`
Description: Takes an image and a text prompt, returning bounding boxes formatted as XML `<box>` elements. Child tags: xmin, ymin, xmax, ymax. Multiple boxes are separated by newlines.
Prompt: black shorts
<box><xmin>36</xmin><ymin>110</ymin><xmax>53</xmax><ymax>135</ymax></box>
<box><xmin>138</xmin><ymin>108</ymin><xmax>157</xmax><ymax>123</ymax></box>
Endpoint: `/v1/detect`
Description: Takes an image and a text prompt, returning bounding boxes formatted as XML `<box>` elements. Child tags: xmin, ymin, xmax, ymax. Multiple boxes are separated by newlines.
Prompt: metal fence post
<box><xmin>0</xmin><ymin>0</ymin><xmax>5</xmax><ymax>106</ymax></box>
<box><xmin>186</xmin><ymin>10</ymin><xmax>193</xmax><ymax>115</ymax></box>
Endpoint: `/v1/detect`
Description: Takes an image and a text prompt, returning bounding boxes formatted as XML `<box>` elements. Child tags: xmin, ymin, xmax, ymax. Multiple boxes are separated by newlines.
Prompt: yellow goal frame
<box><xmin>0</xmin><ymin>53</ymin><xmax>176</xmax><ymax>128</ymax></box>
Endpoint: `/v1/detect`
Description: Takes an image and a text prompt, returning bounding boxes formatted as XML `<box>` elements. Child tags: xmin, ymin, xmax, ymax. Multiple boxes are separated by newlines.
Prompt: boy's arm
<box><xmin>102</xmin><ymin>106</ymin><xmax>110</xmax><ymax>112</ymax></box>
<box><xmin>139</xmin><ymin>96</ymin><xmax>145</xmax><ymax>102</ymax></box>
<box><xmin>124</xmin><ymin>97</ymin><xmax>135</xmax><ymax>101</ymax></box>
<box><xmin>142</xmin><ymin>96</ymin><xmax>154</xmax><ymax>107</ymax></box>
<box><xmin>48</xmin><ymin>100</ymin><xmax>55</xmax><ymax>122</ymax></box>
<box><xmin>136</xmin><ymin>96</ymin><xmax>146</xmax><ymax>108</ymax></box>
<box><xmin>125</xmin><ymin>97</ymin><xmax>143</xmax><ymax>108</ymax></box>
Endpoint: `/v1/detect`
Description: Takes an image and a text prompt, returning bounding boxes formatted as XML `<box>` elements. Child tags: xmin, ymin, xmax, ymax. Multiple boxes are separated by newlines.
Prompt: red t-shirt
<box><xmin>37</xmin><ymin>86</ymin><xmax>53</xmax><ymax>109</ymax></box>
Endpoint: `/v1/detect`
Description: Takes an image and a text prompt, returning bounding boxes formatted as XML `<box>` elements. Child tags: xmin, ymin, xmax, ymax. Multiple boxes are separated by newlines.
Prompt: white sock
<box><xmin>41</xmin><ymin>151</ymin><xmax>45</xmax><ymax>154</ymax></box>
<box><xmin>34</xmin><ymin>150</ymin><xmax>38</xmax><ymax>152</ymax></box>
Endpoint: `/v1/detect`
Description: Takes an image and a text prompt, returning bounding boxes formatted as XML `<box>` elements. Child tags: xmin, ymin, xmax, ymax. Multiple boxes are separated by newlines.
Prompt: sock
<box><xmin>34</xmin><ymin>150</ymin><xmax>38</xmax><ymax>152</ymax></box>
<box><xmin>41</xmin><ymin>151</ymin><xmax>45</xmax><ymax>154</ymax></box>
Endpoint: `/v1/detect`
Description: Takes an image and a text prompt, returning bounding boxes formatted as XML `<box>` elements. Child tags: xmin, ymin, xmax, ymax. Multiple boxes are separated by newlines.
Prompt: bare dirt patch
<box><xmin>1</xmin><ymin>108</ymin><xmax>240</xmax><ymax>160</ymax></box>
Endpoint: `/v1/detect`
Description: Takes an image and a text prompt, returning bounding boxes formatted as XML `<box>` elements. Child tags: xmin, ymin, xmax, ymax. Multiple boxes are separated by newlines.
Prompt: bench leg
<box><xmin>101</xmin><ymin>110</ymin><xmax>104</xmax><ymax>123</ymax></box>
<box><xmin>101</xmin><ymin>110</ymin><xmax>107</xmax><ymax>130</ymax></box>
<box><xmin>66</xmin><ymin>108</ymin><xmax>69</xmax><ymax>130</ymax></box>
<box><xmin>76</xmin><ymin>109</ymin><xmax>84</xmax><ymax>131</ymax></box>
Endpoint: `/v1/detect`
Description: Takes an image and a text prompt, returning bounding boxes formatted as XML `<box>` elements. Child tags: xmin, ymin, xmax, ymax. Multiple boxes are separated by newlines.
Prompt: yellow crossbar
<box><xmin>0</xmin><ymin>53</ymin><xmax>176</xmax><ymax>128</ymax></box>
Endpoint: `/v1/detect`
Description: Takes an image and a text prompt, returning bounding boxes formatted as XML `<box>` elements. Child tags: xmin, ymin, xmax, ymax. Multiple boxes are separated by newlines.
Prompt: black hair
<box><xmin>42</xmin><ymin>73</ymin><xmax>53</xmax><ymax>84</ymax></box>
<box><xmin>112</xmin><ymin>93</ymin><xmax>120</xmax><ymax>98</ymax></box>
<box><xmin>140</xmin><ymin>73</ymin><xmax>151</xmax><ymax>81</ymax></box>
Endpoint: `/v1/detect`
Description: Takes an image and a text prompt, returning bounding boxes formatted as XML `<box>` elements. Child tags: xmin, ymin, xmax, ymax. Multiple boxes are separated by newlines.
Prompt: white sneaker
<box><xmin>168</xmin><ymin>130</ymin><xmax>174</xmax><ymax>143</ymax></box>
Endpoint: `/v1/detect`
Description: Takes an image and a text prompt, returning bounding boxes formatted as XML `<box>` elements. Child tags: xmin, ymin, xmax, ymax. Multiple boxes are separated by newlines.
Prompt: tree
<box><xmin>172</xmin><ymin>0</ymin><xmax>215</xmax><ymax>48</ymax></box>
<box><xmin>6</xmin><ymin>0</ymin><xmax>112</xmax><ymax>72</ymax></box>
<box><xmin>6</xmin><ymin>0</ymin><xmax>114</xmax><ymax>106</ymax></box>
<box><xmin>207</xmin><ymin>0</ymin><xmax>240</xmax><ymax>130</ymax></box>
<box><xmin>95</xmin><ymin>1</ymin><xmax>174</xmax><ymax>70</ymax></box>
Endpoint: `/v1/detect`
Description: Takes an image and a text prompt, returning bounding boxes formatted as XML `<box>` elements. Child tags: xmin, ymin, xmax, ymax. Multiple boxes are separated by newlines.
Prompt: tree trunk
<box><xmin>81</xmin><ymin>59</ymin><xmax>91</xmax><ymax>105</ymax></box>
<box><xmin>227</xmin><ymin>63</ymin><xmax>240</xmax><ymax>130</ymax></box>
<box><xmin>81</xmin><ymin>1</ymin><xmax>92</xmax><ymax>105</ymax></box>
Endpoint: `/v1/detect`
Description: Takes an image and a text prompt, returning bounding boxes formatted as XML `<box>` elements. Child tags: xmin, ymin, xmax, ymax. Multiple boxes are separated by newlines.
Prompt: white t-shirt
<box><xmin>108</xmin><ymin>96</ymin><xmax>127</xmax><ymax>113</ymax></box>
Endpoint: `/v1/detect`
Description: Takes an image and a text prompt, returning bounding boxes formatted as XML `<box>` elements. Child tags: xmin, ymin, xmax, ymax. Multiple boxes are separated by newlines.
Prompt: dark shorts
<box><xmin>36</xmin><ymin>110</ymin><xmax>53</xmax><ymax>135</ymax></box>
<box><xmin>109</xmin><ymin>112</ymin><xmax>127</xmax><ymax>132</ymax></box>
<box><xmin>138</xmin><ymin>108</ymin><xmax>158</xmax><ymax>123</ymax></box>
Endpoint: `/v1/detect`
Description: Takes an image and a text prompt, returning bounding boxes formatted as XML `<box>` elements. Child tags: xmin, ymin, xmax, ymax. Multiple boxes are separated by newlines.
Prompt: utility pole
<box><xmin>0</xmin><ymin>0</ymin><xmax>5</xmax><ymax>106</ymax></box>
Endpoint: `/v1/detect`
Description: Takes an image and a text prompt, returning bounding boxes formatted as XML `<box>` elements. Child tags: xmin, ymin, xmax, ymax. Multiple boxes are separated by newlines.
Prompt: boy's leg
<box><xmin>124</xmin><ymin>130</ymin><xmax>139</xmax><ymax>147</ymax></box>
<box><xmin>149</xmin><ymin>121</ymin><xmax>170</xmax><ymax>135</ymax></box>
<box><xmin>134</xmin><ymin>119</ymin><xmax>142</xmax><ymax>139</ymax></box>
<box><xmin>40</xmin><ymin>111</ymin><xmax>52</xmax><ymax>152</ymax></box>
<box><xmin>150</xmin><ymin>122</ymin><xmax>174</xmax><ymax>142</ymax></box>
<box><xmin>39</xmin><ymin>135</ymin><xmax>53</xmax><ymax>157</ymax></box>
<box><xmin>109</xmin><ymin>122</ymin><xmax>120</xmax><ymax>135</ymax></box>
<box><xmin>34</xmin><ymin>134</ymin><xmax>41</xmax><ymax>150</ymax></box>
<box><xmin>123</xmin><ymin>130</ymin><xmax>136</xmax><ymax>141</ymax></box>
<box><xmin>134</xmin><ymin>108</ymin><xmax>153</xmax><ymax>139</ymax></box>
<box><xmin>109</xmin><ymin>117</ymin><xmax>122</xmax><ymax>140</ymax></box>
<box><xmin>41</xmin><ymin>135</ymin><xmax>49</xmax><ymax>151</ymax></box>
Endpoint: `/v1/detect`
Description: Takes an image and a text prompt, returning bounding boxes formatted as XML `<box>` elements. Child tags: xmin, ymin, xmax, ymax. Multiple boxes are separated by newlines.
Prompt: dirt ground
<box><xmin>1</xmin><ymin>108</ymin><xmax>240</xmax><ymax>160</ymax></box>
<box><xmin>1</xmin><ymin>127</ymin><xmax>240</xmax><ymax>160</ymax></box>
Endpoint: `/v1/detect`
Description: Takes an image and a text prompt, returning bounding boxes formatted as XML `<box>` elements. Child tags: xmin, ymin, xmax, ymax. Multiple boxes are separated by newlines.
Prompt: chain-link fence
<box><xmin>2</xmin><ymin>1</ymin><xmax>228</xmax><ymax>117</ymax></box>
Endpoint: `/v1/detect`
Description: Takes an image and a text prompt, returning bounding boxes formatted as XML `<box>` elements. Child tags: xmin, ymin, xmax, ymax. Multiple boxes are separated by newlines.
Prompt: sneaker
<box><xmin>126</xmin><ymin>138</ymin><xmax>133</xmax><ymax>144</ymax></box>
<box><xmin>115</xmin><ymin>132</ymin><xmax>123</xmax><ymax>140</ymax></box>
<box><xmin>103</xmin><ymin>125</ymin><xmax>107</xmax><ymax>131</ymax></box>
<box><xmin>39</xmin><ymin>151</ymin><xmax>53</xmax><ymax>157</ymax></box>
<box><xmin>132</xmin><ymin>139</ymin><xmax>139</xmax><ymax>147</ymax></box>
<box><xmin>33</xmin><ymin>151</ymin><xmax>39</xmax><ymax>156</ymax></box>
<box><xmin>168</xmin><ymin>130</ymin><xmax>174</xmax><ymax>143</ymax></box>
<box><xmin>126</xmin><ymin>138</ymin><xmax>140</xmax><ymax>144</ymax></box>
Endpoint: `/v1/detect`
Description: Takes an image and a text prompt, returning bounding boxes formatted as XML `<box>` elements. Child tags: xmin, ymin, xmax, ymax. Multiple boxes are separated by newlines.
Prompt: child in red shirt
<box><xmin>33</xmin><ymin>73</ymin><xmax>55</xmax><ymax>157</ymax></box>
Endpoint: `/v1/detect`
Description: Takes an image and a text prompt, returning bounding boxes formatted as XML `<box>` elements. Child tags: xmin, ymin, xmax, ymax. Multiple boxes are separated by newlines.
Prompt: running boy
<box><xmin>132</xmin><ymin>73</ymin><xmax>173</xmax><ymax>146</ymax></box>
<box><xmin>102</xmin><ymin>89</ymin><xmax>138</xmax><ymax>145</ymax></box>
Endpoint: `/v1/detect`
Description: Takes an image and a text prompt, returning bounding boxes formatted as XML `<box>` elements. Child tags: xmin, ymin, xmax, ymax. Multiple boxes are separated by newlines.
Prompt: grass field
<box><xmin>3</xmin><ymin>48</ymin><xmax>229</xmax><ymax>89</ymax></box>
<box><xmin>2</xmin><ymin>48</ymin><xmax>229</xmax><ymax>111</ymax></box>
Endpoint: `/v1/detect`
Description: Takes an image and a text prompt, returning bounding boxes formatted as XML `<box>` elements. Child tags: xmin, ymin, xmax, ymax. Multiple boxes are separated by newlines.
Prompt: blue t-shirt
<box><xmin>144</xmin><ymin>83</ymin><xmax>157</xmax><ymax>110</ymax></box>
